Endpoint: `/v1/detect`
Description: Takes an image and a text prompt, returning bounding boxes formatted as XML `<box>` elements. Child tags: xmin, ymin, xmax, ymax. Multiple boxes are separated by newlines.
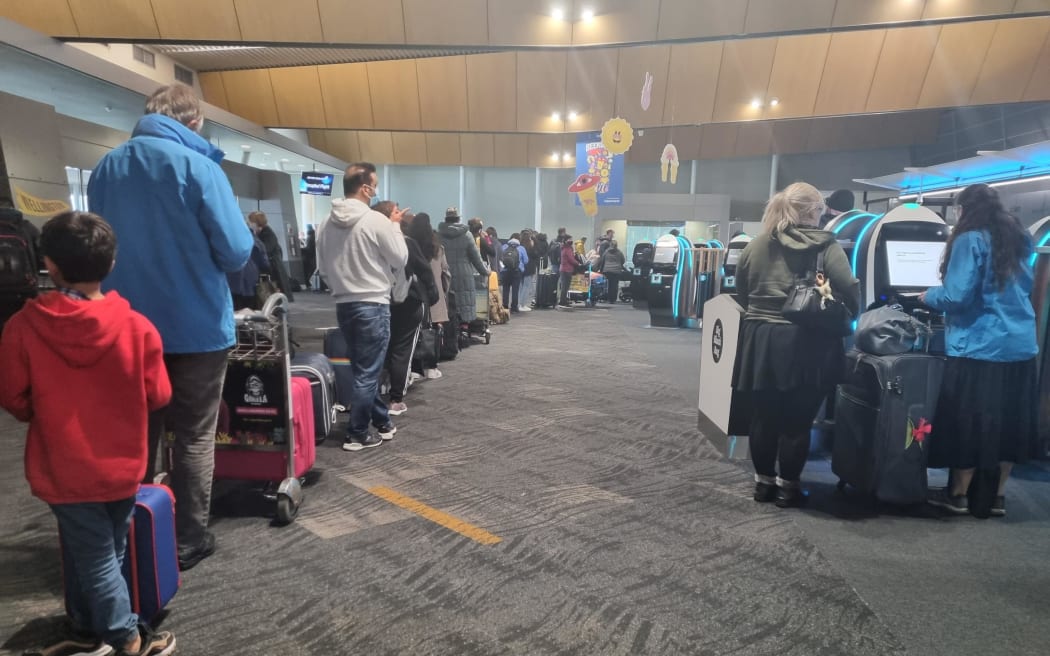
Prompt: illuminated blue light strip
<box><xmin>672</xmin><ymin>235</ymin><xmax>692</xmax><ymax>319</ymax></box>
<box><xmin>851</xmin><ymin>214</ymin><xmax>884</xmax><ymax>279</ymax></box>
<box><xmin>899</xmin><ymin>168</ymin><xmax>1050</xmax><ymax>196</ymax></box>
<box><xmin>707</xmin><ymin>239</ymin><xmax>724</xmax><ymax>249</ymax></box>
<box><xmin>832</xmin><ymin>212</ymin><xmax>877</xmax><ymax>236</ymax></box>
<box><xmin>1031</xmin><ymin>231</ymin><xmax>1050</xmax><ymax>267</ymax></box>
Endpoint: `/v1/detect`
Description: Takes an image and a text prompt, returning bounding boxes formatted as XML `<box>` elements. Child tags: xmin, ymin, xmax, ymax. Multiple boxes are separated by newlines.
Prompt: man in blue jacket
<box><xmin>88</xmin><ymin>83</ymin><xmax>252</xmax><ymax>571</ymax></box>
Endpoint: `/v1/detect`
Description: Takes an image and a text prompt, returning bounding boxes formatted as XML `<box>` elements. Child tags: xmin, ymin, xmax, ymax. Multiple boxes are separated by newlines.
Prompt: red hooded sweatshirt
<box><xmin>0</xmin><ymin>291</ymin><xmax>171</xmax><ymax>504</ymax></box>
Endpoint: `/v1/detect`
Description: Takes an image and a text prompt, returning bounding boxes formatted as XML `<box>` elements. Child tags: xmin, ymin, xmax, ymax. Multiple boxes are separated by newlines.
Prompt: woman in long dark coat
<box><xmin>249</xmin><ymin>211</ymin><xmax>294</xmax><ymax>301</ymax></box>
<box><xmin>439</xmin><ymin>208</ymin><xmax>488</xmax><ymax>327</ymax></box>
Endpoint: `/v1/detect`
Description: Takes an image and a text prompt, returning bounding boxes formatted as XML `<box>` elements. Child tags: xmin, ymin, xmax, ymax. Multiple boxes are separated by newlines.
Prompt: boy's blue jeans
<box><xmin>53</xmin><ymin>498</ymin><xmax>139</xmax><ymax>648</ymax></box>
<box><xmin>336</xmin><ymin>302</ymin><xmax>392</xmax><ymax>437</ymax></box>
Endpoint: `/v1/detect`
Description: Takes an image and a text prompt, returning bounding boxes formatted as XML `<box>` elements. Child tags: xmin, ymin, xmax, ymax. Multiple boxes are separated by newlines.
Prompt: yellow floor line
<box><xmin>368</xmin><ymin>486</ymin><xmax>502</xmax><ymax>546</ymax></box>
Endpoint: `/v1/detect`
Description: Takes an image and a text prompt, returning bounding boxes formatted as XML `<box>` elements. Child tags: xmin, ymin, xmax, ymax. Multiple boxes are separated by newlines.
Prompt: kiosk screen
<box><xmin>885</xmin><ymin>241</ymin><xmax>946</xmax><ymax>288</ymax></box>
<box><xmin>652</xmin><ymin>246</ymin><xmax>677</xmax><ymax>265</ymax></box>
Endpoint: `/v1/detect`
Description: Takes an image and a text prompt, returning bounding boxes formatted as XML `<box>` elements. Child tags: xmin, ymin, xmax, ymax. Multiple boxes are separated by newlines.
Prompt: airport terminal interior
<box><xmin>2</xmin><ymin>1</ymin><xmax>1050</xmax><ymax>655</ymax></box>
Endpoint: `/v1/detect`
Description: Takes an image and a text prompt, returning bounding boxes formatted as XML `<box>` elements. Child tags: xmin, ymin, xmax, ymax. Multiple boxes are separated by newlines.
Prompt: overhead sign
<box><xmin>13</xmin><ymin>186</ymin><xmax>70</xmax><ymax>217</ymax></box>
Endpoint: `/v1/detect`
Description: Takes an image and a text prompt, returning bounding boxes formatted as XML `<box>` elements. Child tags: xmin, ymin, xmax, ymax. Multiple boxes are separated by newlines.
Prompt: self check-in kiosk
<box><xmin>648</xmin><ymin>234</ymin><xmax>696</xmax><ymax>328</ymax></box>
<box><xmin>1029</xmin><ymin>216</ymin><xmax>1050</xmax><ymax>458</ymax></box>
<box><xmin>630</xmin><ymin>242</ymin><xmax>655</xmax><ymax>310</ymax></box>
<box><xmin>720</xmin><ymin>234</ymin><xmax>753</xmax><ymax>294</ymax></box>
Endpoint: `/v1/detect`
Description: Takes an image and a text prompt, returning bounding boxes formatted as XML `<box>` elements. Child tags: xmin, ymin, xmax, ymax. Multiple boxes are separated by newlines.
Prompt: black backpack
<box><xmin>0</xmin><ymin>216</ymin><xmax>37</xmax><ymax>297</ymax></box>
<box><xmin>548</xmin><ymin>241</ymin><xmax>562</xmax><ymax>267</ymax></box>
<box><xmin>501</xmin><ymin>245</ymin><xmax>520</xmax><ymax>271</ymax></box>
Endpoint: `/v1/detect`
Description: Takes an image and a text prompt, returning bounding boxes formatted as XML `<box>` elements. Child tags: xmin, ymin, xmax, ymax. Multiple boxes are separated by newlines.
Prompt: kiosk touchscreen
<box><xmin>884</xmin><ymin>241</ymin><xmax>947</xmax><ymax>289</ymax></box>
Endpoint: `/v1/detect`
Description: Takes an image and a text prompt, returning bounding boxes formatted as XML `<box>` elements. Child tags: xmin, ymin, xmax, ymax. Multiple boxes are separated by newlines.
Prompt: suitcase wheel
<box><xmin>276</xmin><ymin>494</ymin><xmax>299</xmax><ymax>525</ymax></box>
<box><xmin>484</xmin><ymin>332</ymin><xmax>491</xmax><ymax>345</ymax></box>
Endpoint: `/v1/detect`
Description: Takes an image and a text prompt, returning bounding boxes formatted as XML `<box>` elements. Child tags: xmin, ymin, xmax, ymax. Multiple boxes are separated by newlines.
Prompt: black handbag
<box><xmin>782</xmin><ymin>249</ymin><xmax>852</xmax><ymax>337</ymax></box>
<box><xmin>413</xmin><ymin>304</ymin><xmax>442</xmax><ymax>366</ymax></box>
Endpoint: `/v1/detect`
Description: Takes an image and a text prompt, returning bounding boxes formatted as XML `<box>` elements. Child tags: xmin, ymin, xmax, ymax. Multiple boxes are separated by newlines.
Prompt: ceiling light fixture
<box><xmin>582</xmin><ymin>8</ymin><xmax>595</xmax><ymax>21</ymax></box>
<box><xmin>241</xmin><ymin>144</ymin><xmax>252</xmax><ymax>150</ymax></box>
<box><xmin>552</xmin><ymin>111</ymin><xmax>561</xmax><ymax>121</ymax></box>
<box><xmin>769</xmin><ymin>98</ymin><xmax>780</xmax><ymax>107</ymax></box>
<box><xmin>568</xmin><ymin>111</ymin><xmax>578</xmax><ymax>121</ymax></box>
<box><xmin>564</xmin><ymin>152</ymin><xmax>572</xmax><ymax>161</ymax></box>
<box><xmin>551</xmin><ymin>7</ymin><xmax>564</xmax><ymax>20</ymax></box>
<box><xmin>552</xmin><ymin>151</ymin><xmax>560</xmax><ymax>160</ymax></box>
<box><xmin>750</xmin><ymin>99</ymin><xmax>762</xmax><ymax>109</ymax></box>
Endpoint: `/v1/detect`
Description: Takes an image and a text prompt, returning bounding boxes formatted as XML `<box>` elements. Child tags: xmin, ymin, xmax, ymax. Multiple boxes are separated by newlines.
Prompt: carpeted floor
<box><xmin>0</xmin><ymin>293</ymin><xmax>1047</xmax><ymax>655</ymax></box>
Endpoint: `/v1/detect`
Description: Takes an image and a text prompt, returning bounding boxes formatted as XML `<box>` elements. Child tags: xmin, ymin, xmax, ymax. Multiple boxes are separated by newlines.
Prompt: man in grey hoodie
<box><xmin>316</xmin><ymin>162</ymin><xmax>409</xmax><ymax>452</ymax></box>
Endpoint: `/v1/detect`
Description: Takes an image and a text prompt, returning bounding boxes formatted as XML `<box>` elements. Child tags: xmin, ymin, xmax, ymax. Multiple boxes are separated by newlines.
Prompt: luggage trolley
<box><xmin>214</xmin><ymin>294</ymin><xmax>313</xmax><ymax>525</ymax></box>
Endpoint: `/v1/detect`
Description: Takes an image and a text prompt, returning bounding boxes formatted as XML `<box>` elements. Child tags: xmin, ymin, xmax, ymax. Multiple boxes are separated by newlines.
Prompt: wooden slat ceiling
<box><xmin>194</xmin><ymin>17</ymin><xmax>1050</xmax><ymax>136</ymax></box>
<box><xmin>307</xmin><ymin>111</ymin><xmax>941</xmax><ymax>167</ymax></box>
<box><xmin>7</xmin><ymin>0</ymin><xmax>1048</xmax><ymax>49</ymax></box>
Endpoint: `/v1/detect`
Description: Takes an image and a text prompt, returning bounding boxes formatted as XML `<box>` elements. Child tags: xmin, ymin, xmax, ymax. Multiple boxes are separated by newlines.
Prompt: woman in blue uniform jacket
<box><xmin>920</xmin><ymin>183</ymin><xmax>1039</xmax><ymax>518</ymax></box>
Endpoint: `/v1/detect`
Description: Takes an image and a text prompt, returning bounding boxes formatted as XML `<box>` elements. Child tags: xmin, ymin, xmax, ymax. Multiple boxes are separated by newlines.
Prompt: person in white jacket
<box><xmin>317</xmin><ymin>162</ymin><xmax>408</xmax><ymax>452</ymax></box>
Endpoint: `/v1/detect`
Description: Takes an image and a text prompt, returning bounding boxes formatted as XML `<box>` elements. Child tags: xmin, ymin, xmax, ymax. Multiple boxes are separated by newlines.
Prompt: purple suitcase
<box><xmin>63</xmin><ymin>484</ymin><xmax>180</xmax><ymax>624</ymax></box>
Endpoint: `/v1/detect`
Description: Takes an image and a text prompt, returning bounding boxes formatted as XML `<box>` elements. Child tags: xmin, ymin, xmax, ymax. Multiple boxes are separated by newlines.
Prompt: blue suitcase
<box><xmin>291</xmin><ymin>351</ymin><xmax>338</xmax><ymax>442</ymax></box>
<box><xmin>62</xmin><ymin>484</ymin><xmax>180</xmax><ymax>624</ymax></box>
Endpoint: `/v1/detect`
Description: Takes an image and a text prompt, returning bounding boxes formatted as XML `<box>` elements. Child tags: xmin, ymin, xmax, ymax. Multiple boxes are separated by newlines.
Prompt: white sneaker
<box><xmin>519</xmin><ymin>306</ymin><xmax>532</xmax><ymax>312</ymax></box>
<box><xmin>409</xmin><ymin>372</ymin><xmax>424</xmax><ymax>383</ymax></box>
<box><xmin>424</xmin><ymin>368</ymin><xmax>443</xmax><ymax>380</ymax></box>
<box><xmin>388</xmin><ymin>402</ymin><xmax>408</xmax><ymax>416</ymax></box>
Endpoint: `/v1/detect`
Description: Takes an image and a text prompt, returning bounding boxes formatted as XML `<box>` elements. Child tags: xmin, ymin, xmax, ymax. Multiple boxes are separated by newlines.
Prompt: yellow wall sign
<box><xmin>13</xmin><ymin>186</ymin><xmax>71</xmax><ymax>217</ymax></box>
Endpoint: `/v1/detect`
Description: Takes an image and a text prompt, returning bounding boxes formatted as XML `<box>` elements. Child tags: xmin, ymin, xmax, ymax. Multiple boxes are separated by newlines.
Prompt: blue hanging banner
<box><xmin>576</xmin><ymin>132</ymin><xmax>624</xmax><ymax>206</ymax></box>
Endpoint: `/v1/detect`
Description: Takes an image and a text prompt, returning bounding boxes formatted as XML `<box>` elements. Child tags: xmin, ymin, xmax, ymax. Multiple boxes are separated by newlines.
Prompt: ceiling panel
<box><xmin>151</xmin><ymin>0</ymin><xmax>241</xmax><ymax>40</ymax></box>
<box><xmin>614</xmin><ymin>45</ymin><xmax>671</xmax><ymax>127</ymax></box>
<box><xmin>391</xmin><ymin>133</ymin><xmax>428</xmax><ymax>165</ymax></box>
<box><xmin>358</xmin><ymin>131</ymin><xmax>395</xmax><ymax>164</ymax></box>
<box><xmin>221</xmin><ymin>69</ymin><xmax>279</xmax><ymax>126</ymax></box>
<box><xmin>306</xmin><ymin>129</ymin><xmax>329</xmax><ymax>154</ymax></box>
<box><xmin>842</xmin><ymin>115</ymin><xmax>888</xmax><ymax>151</ymax></box>
<box><xmin>325</xmin><ymin>130</ymin><xmax>362</xmax><ymax>163</ymax></box>
<box><xmin>971</xmin><ymin>18</ymin><xmax>1050</xmax><ymax>104</ymax></box>
<box><xmin>571</xmin><ymin>0</ymin><xmax>662</xmax><ymax>46</ymax></box>
<box><xmin>154</xmin><ymin>44</ymin><xmax>496</xmax><ymax>72</ymax></box>
<box><xmin>198</xmin><ymin>72</ymin><xmax>230</xmax><ymax>111</ymax></box>
<box><xmin>565</xmin><ymin>49</ymin><xmax>619</xmax><ymax>133</ymax></box>
<box><xmin>317</xmin><ymin>0</ymin><xmax>406</xmax><ymax>44</ymax></box>
<box><xmin>765</xmin><ymin>33</ymin><xmax>831</xmax><ymax>120</ymax></box>
<box><xmin>866</xmin><ymin>25</ymin><xmax>941</xmax><ymax>112</ymax></box>
<box><xmin>460</xmin><ymin>133</ymin><xmax>495</xmax><ymax>167</ymax></box>
<box><xmin>812</xmin><ymin>30</ymin><xmax>885</xmax><ymax>116</ymax></box>
<box><xmin>625</xmin><ymin>127</ymin><xmax>670</xmax><ymax>164</ymax></box>
<box><xmin>367</xmin><ymin>60</ymin><xmax>422</xmax><ymax>130</ymax></box>
<box><xmin>1023</xmin><ymin>27</ymin><xmax>1050</xmax><ymax>101</ymax></box>
<box><xmin>699</xmin><ymin>124</ymin><xmax>739</xmax><ymax>159</ymax></box>
<box><xmin>1</xmin><ymin>0</ymin><xmax>78</xmax><ymax>35</ymax></box>
<box><xmin>269</xmin><ymin>67</ymin><xmax>327</xmax><ymax>127</ymax></box>
<box><xmin>712</xmin><ymin>38</ymin><xmax>778</xmax><ymax>123</ymax></box>
<box><xmin>917</xmin><ymin>21</ymin><xmax>999</xmax><ymax>108</ymax></box>
<box><xmin>663</xmin><ymin>42</ymin><xmax>723</xmax><ymax>125</ymax></box>
<box><xmin>831</xmin><ymin>0</ymin><xmax>925</xmax><ymax>26</ymax></box>
<box><xmin>67</xmin><ymin>0</ymin><xmax>159</xmax><ymax>39</ymax></box>
<box><xmin>657</xmin><ymin>0</ymin><xmax>748</xmax><ymax>40</ymax></box>
<box><xmin>417</xmin><ymin>56</ymin><xmax>470</xmax><ymax>131</ymax></box>
<box><xmin>806</xmin><ymin>116</ymin><xmax>850</xmax><ymax>152</ymax></box>
<box><xmin>486</xmin><ymin>0</ymin><xmax>572</xmax><ymax>46</ymax></box>
<box><xmin>232</xmin><ymin>0</ymin><xmax>324</xmax><ymax>42</ymax></box>
<box><xmin>466</xmin><ymin>52</ymin><xmax>517</xmax><ymax>132</ymax></box>
<box><xmin>734</xmin><ymin>122</ymin><xmax>773</xmax><ymax>157</ymax></box>
<box><xmin>1015</xmin><ymin>0</ymin><xmax>1050</xmax><ymax>11</ymax></box>
<box><xmin>426</xmin><ymin>133</ymin><xmax>463</xmax><ymax>166</ymax></box>
<box><xmin>402</xmin><ymin>0</ymin><xmax>489</xmax><ymax>45</ymax></box>
<box><xmin>493</xmin><ymin>134</ymin><xmax>529</xmax><ymax>167</ymax></box>
<box><xmin>744</xmin><ymin>0</ymin><xmax>837</xmax><ymax>34</ymax></box>
<box><xmin>317</xmin><ymin>63</ymin><xmax>374</xmax><ymax>129</ymax></box>
<box><xmin>666</xmin><ymin>126</ymin><xmax>703</xmax><ymax>161</ymax></box>
<box><xmin>516</xmin><ymin>51</ymin><xmax>568</xmax><ymax>132</ymax></box>
<box><xmin>923</xmin><ymin>0</ymin><xmax>1017</xmax><ymax>19</ymax></box>
<box><xmin>771</xmin><ymin>120</ymin><xmax>812</xmax><ymax>154</ymax></box>
<box><xmin>527</xmin><ymin>134</ymin><xmax>572</xmax><ymax>168</ymax></box>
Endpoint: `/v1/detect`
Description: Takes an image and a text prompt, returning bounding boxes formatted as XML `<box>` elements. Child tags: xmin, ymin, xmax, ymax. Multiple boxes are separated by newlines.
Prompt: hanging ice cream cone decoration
<box><xmin>568</xmin><ymin>173</ymin><xmax>601</xmax><ymax>217</ymax></box>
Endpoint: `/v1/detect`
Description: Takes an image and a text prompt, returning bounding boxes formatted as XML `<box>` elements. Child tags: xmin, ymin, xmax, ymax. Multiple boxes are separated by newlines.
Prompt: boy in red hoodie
<box><xmin>0</xmin><ymin>212</ymin><xmax>175</xmax><ymax>656</ymax></box>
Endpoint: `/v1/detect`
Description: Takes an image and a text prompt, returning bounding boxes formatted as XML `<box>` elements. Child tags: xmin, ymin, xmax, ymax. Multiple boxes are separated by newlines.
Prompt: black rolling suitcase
<box><xmin>832</xmin><ymin>349</ymin><xmax>945</xmax><ymax>504</ymax></box>
<box><xmin>323</xmin><ymin>327</ymin><xmax>354</xmax><ymax>410</ymax></box>
<box><xmin>535</xmin><ymin>272</ymin><xmax>559</xmax><ymax>309</ymax></box>
<box><xmin>291</xmin><ymin>351</ymin><xmax>339</xmax><ymax>442</ymax></box>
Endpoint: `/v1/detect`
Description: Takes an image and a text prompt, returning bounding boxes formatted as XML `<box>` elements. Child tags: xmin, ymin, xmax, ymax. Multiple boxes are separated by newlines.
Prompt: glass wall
<box><xmin>65</xmin><ymin>166</ymin><xmax>91</xmax><ymax>211</ymax></box>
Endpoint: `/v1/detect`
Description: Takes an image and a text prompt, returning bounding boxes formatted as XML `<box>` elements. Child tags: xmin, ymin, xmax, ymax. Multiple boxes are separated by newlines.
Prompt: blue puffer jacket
<box><xmin>89</xmin><ymin>114</ymin><xmax>253</xmax><ymax>353</ymax></box>
<box><xmin>924</xmin><ymin>230</ymin><xmax>1037</xmax><ymax>362</ymax></box>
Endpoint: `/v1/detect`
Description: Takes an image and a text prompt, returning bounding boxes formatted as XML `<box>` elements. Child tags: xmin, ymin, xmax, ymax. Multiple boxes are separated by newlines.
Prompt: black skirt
<box><xmin>732</xmin><ymin>319</ymin><xmax>845</xmax><ymax>394</ymax></box>
<box><xmin>928</xmin><ymin>356</ymin><xmax>1038</xmax><ymax>470</ymax></box>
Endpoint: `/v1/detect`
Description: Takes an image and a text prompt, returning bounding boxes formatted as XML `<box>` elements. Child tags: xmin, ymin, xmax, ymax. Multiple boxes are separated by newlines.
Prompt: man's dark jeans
<box><xmin>336</xmin><ymin>302</ymin><xmax>392</xmax><ymax>436</ymax></box>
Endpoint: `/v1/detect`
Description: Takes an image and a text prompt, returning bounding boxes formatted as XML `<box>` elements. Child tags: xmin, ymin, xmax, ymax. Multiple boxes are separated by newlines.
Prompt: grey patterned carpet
<box><xmin>1</xmin><ymin>294</ymin><xmax>1047</xmax><ymax>655</ymax></box>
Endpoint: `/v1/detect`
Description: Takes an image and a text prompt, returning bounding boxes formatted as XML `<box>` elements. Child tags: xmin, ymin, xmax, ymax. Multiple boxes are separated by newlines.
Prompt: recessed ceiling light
<box><xmin>240</xmin><ymin>144</ymin><xmax>252</xmax><ymax>150</ymax></box>
<box><xmin>552</xmin><ymin>111</ymin><xmax>561</xmax><ymax>121</ymax></box>
<box><xmin>568</xmin><ymin>111</ymin><xmax>578</xmax><ymax>121</ymax></box>
<box><xmin>280</xmin><ymin>158</ymin><xmax>290</xmax><ymax>162</ymax></box>
<box><xmin>750</xmin><ymin>99</ymin><xmax>762</xmax><ymax>109</ymax></box>
<box><xmin>552</xmin><ymin>152</ymin><xmax>560</xmax><ymax>160</ymax></box>
<box><xmin>582</xmin><ymin>8</ymin><xmax>595</xmax><ymax>21</ymax></box>
<box><xmin>551</xmin><ymin>7</ymin><xmax>564</xmax><ymax>20</ymax></box>
<box><xmin>769</xmin><ymin>98</ymin><xmax>780</xmax><ymax>107</ymax></box>
<box><xmin>263</xmin><ymin>151</ymin><xmax>271</xmax><ymax>156</ymax></box>
<box><xmin>564</xmin><ymin>152</ymin><xmax>572</xmax><ymax>160</ymax></box>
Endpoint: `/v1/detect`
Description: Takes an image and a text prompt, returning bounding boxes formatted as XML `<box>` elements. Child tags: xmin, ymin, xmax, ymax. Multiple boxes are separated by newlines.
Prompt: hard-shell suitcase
<box><xmin>214</xmin><ymin>376</ymin><xmax>316</xmax><ymax>481</ymax></box>
<box><xmin>535</xmin><ymin>272</ymin><xmax>558</xmax><ymax>308</ymax></box>
<box><xmin>62</xmin><ymin>484</ymin><xmax>179</xmax><ymax>624</ymax></box>
<box><xmin>832</xmin><ymin>349</ymin><xmax>945</xmax><ymax>504</ymax></box>
<box><xmin>322</xmin><ymin>327</ymin><xmax>353</xmax><ymax>410</ymax></box>
<box><xmin>291</xmin><ymin>351</ymin><xmax>338</xmax><ymax>443</ymax></box>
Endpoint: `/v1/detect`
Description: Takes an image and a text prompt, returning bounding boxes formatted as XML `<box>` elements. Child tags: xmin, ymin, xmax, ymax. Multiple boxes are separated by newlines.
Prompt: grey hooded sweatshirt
<box><xmin>316</xmin><ymin>198</ymin><xmax>408</xmax><ymax>305</ymax></box>
<box><xmin>735</xmin><ymin>226</ymin><xmax>860</xmax><ymax>324</ymax></box>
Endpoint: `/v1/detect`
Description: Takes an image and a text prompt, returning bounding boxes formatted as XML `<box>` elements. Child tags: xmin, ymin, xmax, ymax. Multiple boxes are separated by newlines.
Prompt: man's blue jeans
<box><xmin>336</xmin><ymin>302</ymin><xmax>392</xmax><ymax>437</ymax></box>
<box><xmin>53</xmin><ymin>498</ymin><xmax>139</xmax><ymax>648</ymax></box>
